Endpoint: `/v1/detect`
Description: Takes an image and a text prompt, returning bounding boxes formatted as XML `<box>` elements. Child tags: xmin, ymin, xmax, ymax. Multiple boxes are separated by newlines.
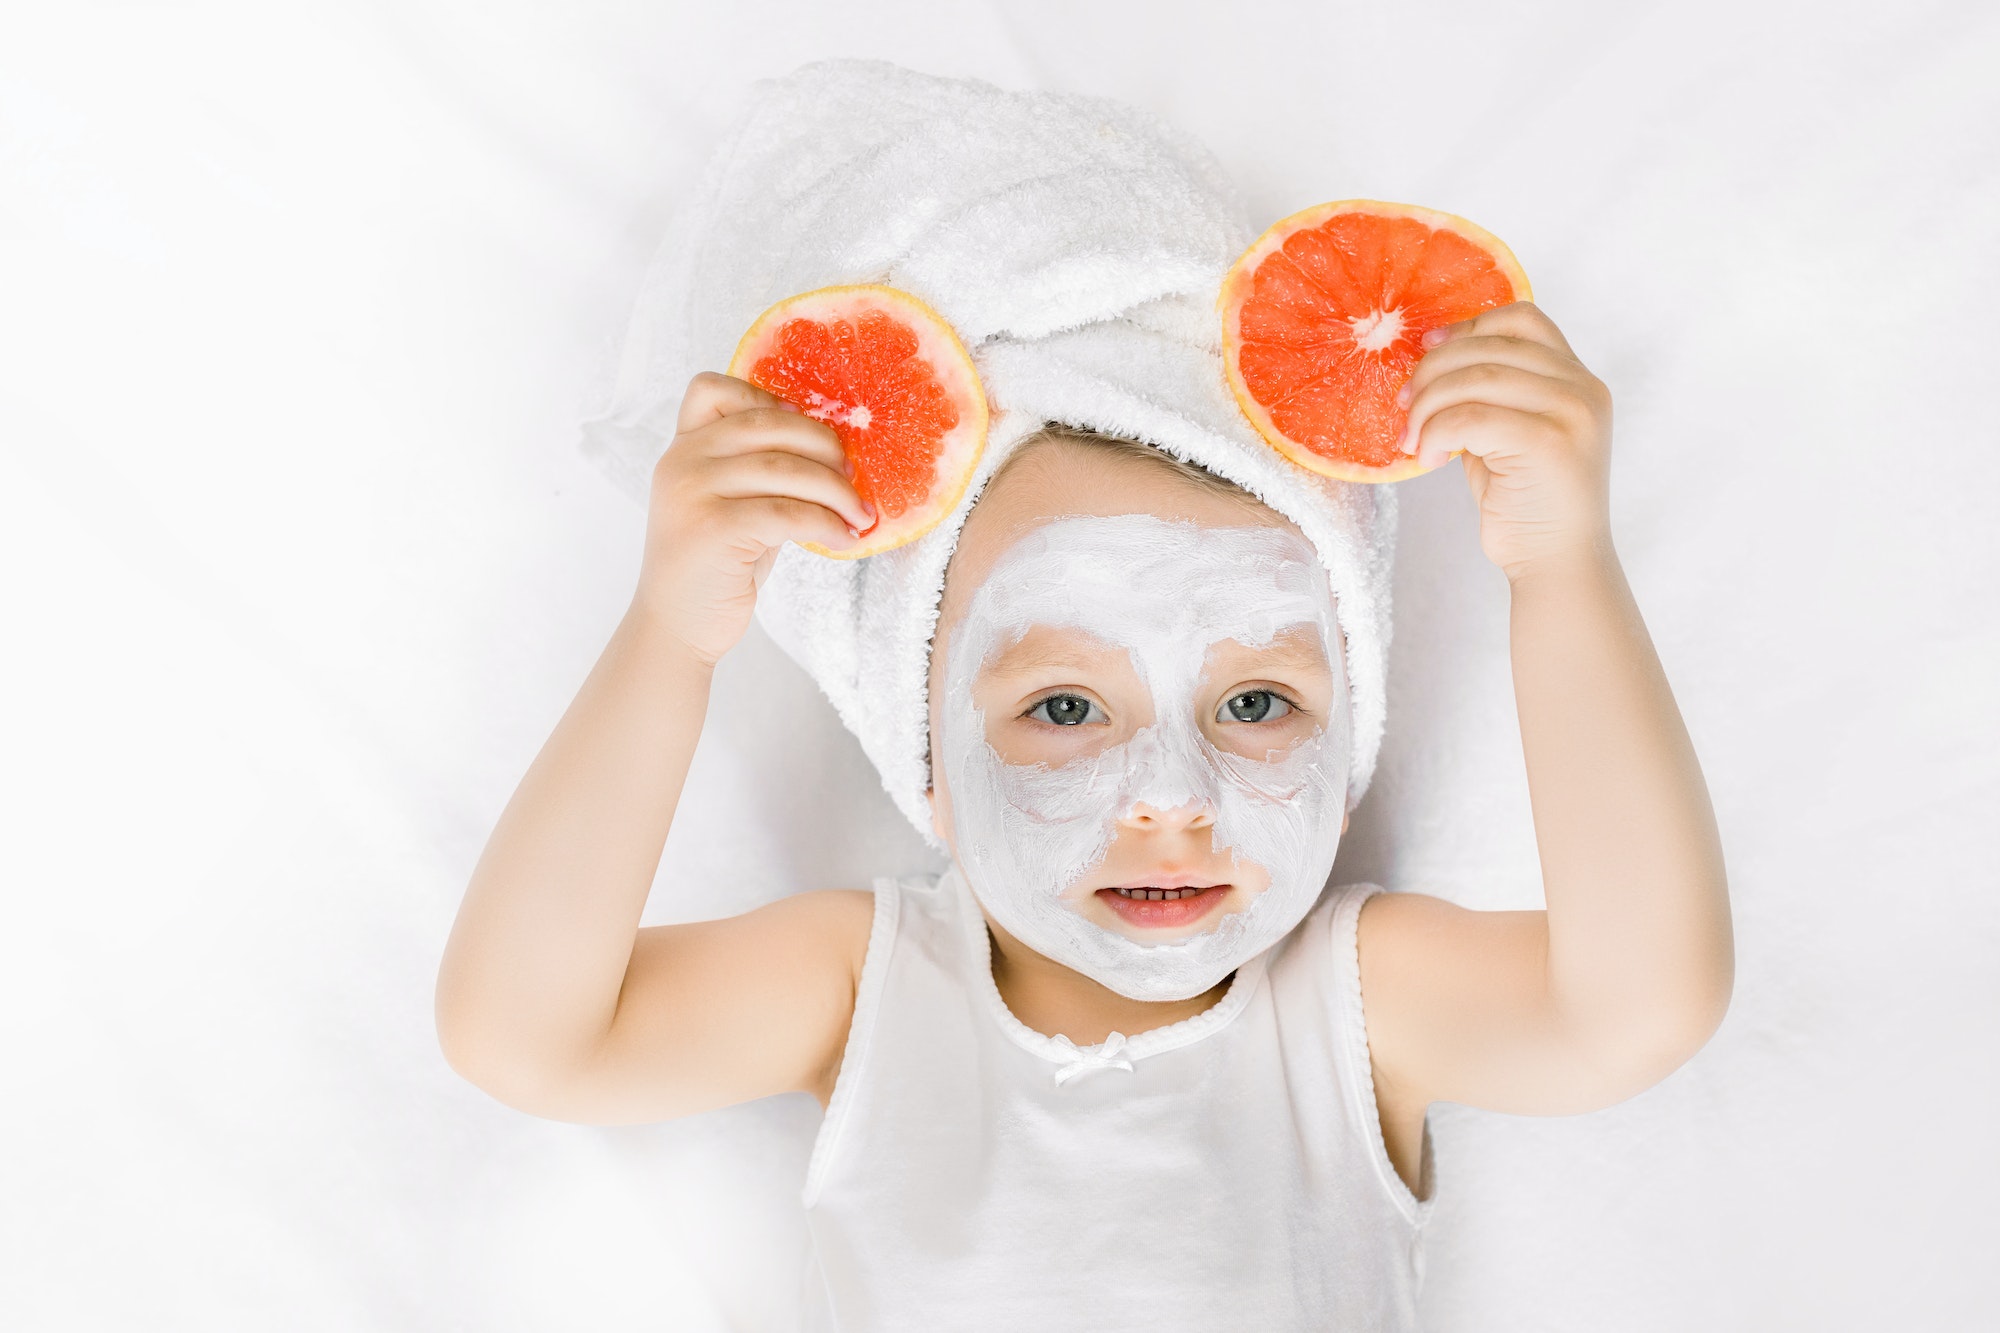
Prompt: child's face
<box><xmin>926</xmin><ymin>441</ymin><xmax>1352</xmax><ymax>1001</ymax></box>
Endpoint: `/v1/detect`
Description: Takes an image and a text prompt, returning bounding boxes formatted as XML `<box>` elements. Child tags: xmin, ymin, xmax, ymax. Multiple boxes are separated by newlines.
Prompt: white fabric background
<box><xmin>4</xmin><ymin>3</ymin><xmax>1995</xmax><ymax>1328</ymax></box>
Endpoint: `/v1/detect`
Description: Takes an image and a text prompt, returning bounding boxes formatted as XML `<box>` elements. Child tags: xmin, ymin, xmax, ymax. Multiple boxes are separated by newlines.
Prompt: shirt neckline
<box><xmin>944</xmin><ymin>865</ymin><xmax>1269</xmax><ymax>1068</ymax></box>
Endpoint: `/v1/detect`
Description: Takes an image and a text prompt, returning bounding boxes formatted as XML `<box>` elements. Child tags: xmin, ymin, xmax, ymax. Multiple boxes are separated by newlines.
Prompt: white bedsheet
<box><xmin>4</xmin><ymin>3</ymin><xmax>1995</xmax><ymax>1328</ymax></box>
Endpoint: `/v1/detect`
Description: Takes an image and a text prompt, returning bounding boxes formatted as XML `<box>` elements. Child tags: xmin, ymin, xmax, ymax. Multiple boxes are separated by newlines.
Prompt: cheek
<box><xmin>1223</xmin><ymin>854</ymin><xmax>1273</xmax><ymax>896</ymax></box>
<box><xmin>1207</xmin><ymin>741</ymin><xmax>1348</xmax><ymax>890</ymax></box>
<box><xmin>994</xmin><ymin>748</ymin><xmax>1127</xmax><ymax>827</ymax></box>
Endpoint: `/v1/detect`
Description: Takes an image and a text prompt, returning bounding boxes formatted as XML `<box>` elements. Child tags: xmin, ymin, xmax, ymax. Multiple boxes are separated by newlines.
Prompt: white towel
<box><xmin>580</xmin><ymin>59</ymin><xmax>1395</xmax><ymax>851</ymax></box>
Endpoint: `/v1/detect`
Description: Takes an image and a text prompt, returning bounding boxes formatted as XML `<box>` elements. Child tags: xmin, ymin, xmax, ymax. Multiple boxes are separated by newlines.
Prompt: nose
<box><xmin>1119</xmin><ymin>797</ymin><xmax>1215</xmax><ymax>831</ymax></box>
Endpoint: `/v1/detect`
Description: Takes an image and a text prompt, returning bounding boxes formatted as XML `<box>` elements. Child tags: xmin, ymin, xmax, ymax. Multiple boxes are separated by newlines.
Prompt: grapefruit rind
<box><xmin>1219</xmin><ymin>199</ymin><xmax>1532</xmax><ymax>484</ymax></box>
<box><xmin>728</xmin><ymin>284</ymin><xmax>989</xmax><ymax>560</ymax></box>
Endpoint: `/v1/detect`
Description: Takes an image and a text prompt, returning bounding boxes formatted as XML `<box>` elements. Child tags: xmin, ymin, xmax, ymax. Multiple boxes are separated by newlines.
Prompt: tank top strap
<box><xmin>802</xmin><ymin>870</ymin><xmax>957</xmax><ymax>1208</ymax></box>
<box><xmin>1280</xmin><ymin>880</ymin><xmax>1434</xmax><ymax>1229</ymax></box>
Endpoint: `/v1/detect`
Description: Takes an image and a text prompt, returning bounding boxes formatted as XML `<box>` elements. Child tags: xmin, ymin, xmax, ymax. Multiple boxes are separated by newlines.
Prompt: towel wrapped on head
<box><xmin>580</xmin><ymin>58</ymin><xmax>1395</xmax><ymax>852</ymax></box>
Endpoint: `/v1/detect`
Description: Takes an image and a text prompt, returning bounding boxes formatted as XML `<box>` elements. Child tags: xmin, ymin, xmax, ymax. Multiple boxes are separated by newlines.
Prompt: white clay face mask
<box><xmin>938</xmin><ymin>512</ymin><xmax>1351</xmax><ymax>1002</ymax></box>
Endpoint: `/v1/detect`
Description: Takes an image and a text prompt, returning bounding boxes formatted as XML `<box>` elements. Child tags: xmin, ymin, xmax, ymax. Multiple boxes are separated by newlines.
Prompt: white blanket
<box><xmin>4</xmin><ymin>3</ymin><xmax>1995</xmax><ymax>1329</ymax></box>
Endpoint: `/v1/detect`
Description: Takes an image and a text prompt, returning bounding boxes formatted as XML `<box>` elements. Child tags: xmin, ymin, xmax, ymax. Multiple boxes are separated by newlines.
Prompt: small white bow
<box><xmin>1049</xmin><ymin>1031</ymin><xmax>1135</xmax><ymax>1087</ymax></box>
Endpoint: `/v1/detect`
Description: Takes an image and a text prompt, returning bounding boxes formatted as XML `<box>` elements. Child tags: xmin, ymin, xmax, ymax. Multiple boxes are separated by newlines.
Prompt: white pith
<box><xmin>1349</xmin><ymin>308</ymin><xmax>1403</xmax><ymax>352</ymax></box>
<box><xmin>801</xmin><ymin>390</ymin><xmax>873</xmax><ymax>430</ymax></box>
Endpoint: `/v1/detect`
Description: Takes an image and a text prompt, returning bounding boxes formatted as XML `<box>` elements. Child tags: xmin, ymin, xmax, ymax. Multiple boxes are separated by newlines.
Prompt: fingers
<box><xmin>687</xmin><ymin>405</ymin><xmax>850</xmax><ymax>471</ymax></box>
<box><xmin>1407</xmin><ymin>401</ymin><xmax>1567</xmax><ymax>472</ymax></box>
<box><xmin>703</xmin><ymin>448</ymin><xmax>876</xmax><ymax>534</ymax></box>
<box><xmin>1400</xmin><ymin>360</ymin><xmax>1578</xmax><ymax>465</ymax></box>
<box><xmin>677</xmin><ymin>370</ymin><xmax>802</xmax><ymax>433</ymax></box>
<box><xmin>668</xmin><ymin>371</ymin><xmax>849</xmax><ymax>476</ymax></box>
<box><xmin>653</xmin><ymin>372</ymin><xmax>876</xmax><ymax>559</ymax></box>
<box><xmin>1396</xmin><ymin>302</ymin><xmax>1610</xmax><ymax>473</ymax></box>
<box><xmin>724</xmin><ymin>494</ymin><xmax>865</xmax><ymax>556</ymax></box>
<box><xmin>1396</xmin><ymin>334</ymin><xmax>1580</xmax><ymax>409</ymax></box>
<box><xmin>1421</xmin><ymin>301</ymin><xmax>1576</xmax><ymax>359</ymax></box>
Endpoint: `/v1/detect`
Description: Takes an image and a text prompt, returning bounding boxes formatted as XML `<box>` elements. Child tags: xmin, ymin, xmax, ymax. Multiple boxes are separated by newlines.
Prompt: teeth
<box><xmin>1112</xmin><ymin>886</ymin><xmax>1211</xmax><ymax>901</ymax></box>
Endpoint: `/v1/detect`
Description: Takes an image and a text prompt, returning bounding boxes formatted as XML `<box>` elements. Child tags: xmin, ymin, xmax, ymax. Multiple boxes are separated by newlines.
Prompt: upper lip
<box><xmin>1098</xmin><ymin>872</ymin><xmax>1225</xmax><ymax>891</ymax></box>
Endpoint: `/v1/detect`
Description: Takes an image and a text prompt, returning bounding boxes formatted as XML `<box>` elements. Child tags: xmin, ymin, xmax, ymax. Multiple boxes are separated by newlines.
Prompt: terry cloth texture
<box><xmin>580</xmin><ymin>58</ymin><xmax>1397</xmax><ymax>851</ymax></box>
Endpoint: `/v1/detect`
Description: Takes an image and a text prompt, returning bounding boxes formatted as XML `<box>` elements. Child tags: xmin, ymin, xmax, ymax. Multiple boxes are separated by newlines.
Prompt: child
<box><xmin>436</xmin><ymin>61</ymin><xmax>1731</xmax><ymax>1331</ymax></box>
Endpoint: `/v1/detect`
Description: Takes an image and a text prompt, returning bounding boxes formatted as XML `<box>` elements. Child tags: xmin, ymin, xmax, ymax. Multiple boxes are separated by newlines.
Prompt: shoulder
<box><xmin>1356</xmin><ymin>886</ymin><xmax>1461</xmax><ymax>947</ymax></box>
<box><xmin>761</xmin><ymin>875</ymin><xmax>964</xmax><ymax>991</ymax></box>
<box><xmin>770</xmin><ymin>885</ymin><xmax>878</xmax><ymax>926</ymax></box>
<box><xmin>1328</xmin><ymin>887</ymin><xmax>1507</xmax><ymax>1020</ymax></box>
<box><xmin>1355</xmin><ymin>888</ymin><xmax>1545</xmax><ymax>973</ymax></box>
<box><xmin>750</xmin><ymin>887</ymin><xmax>880</xmax><ymax>988</ymax></box>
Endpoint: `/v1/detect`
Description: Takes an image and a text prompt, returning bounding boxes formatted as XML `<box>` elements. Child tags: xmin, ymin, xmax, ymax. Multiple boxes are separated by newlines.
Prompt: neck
<box><xmin>982</xmin><ymin>914</ymin><xmax>1233</xmax><ymax>1046</ymax></box>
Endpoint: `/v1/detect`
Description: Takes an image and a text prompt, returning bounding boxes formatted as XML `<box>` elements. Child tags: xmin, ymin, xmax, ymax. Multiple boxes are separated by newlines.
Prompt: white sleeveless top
<box><xmin>799</xmin><ymin>867</ymin><xmax>1433</xmax><ymax>1332</ymax></box>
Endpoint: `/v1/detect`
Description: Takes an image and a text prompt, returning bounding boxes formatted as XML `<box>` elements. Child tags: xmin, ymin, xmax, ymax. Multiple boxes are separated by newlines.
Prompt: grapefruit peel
<box><xmin>728</xmin><ymin>284</ymin><xmax>989</xmax><ymax>559</ymax></box>
<box><xmin>1219</xmin><ymin>199</ymin><xmax>1532</xmax><ymax>484</ymax></box>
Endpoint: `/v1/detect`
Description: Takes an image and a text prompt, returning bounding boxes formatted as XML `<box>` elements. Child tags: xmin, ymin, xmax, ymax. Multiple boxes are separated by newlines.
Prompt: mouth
<box><xmin>1092</xmin><ymin>879</ymin><xmax>1232</xmax><ymax>930</ymax></box>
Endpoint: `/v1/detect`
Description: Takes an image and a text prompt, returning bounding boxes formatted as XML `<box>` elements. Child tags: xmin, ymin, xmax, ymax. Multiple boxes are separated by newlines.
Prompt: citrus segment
<box><xmin>1219</xmin><ymin>200</ymin><xmax>1531</xmax><ymax>483</ymax></box>
<box><xmin>729</xmin><ymin>285</ymin><xmax>988</xmax><ymax>558</ymax></box>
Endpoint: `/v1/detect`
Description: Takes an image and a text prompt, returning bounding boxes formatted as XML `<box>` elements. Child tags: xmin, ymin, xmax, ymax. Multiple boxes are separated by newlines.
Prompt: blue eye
<box><xmin>1028</xmin><ymin>694</ymin><xmax>1105</xmax><ymax>727</ymax></box>
<box><xmin>1217</xmin><ymin>690</ymin><xmax>1293</xmax><ymax>724</ymax></box>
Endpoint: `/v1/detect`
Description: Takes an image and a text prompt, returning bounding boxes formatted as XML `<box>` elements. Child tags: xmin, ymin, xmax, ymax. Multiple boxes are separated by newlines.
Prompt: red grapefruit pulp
<box><xmin>729</xmin><ymin>285</ymin><xmax>988</xmax><ymax>557</ymax></box>
<box><xmin>1220</xmin><ymin>200</ymin><xmax>1532</xmax><ymax>482</ymax></box>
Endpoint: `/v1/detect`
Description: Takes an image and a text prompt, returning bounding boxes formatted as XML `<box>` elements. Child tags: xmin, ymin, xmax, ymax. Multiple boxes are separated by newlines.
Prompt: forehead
<box><xmin>934</xmin><ymin>440</ymin><xmax>1327</xmax><ymax>681</ymax></box>
<box><xmin>938</xmin><ymin>439</ymin><xmax>1301</xmax><ymax>629</ymax></box>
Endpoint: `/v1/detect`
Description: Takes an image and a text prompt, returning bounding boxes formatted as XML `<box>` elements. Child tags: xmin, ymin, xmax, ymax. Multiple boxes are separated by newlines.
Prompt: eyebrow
<box><xmin>978</xmin><ymin>629</ymin><xmax>1334</xmax><ymax>680</ymax></box>
<box><xmin>1207</xmin><ymin>632</ymin><xmax>1334</xmax><ymax>673</ymax></box>
<box><xmin>980</xmin><ymin>634</ymin><xmax>1128</xmax><ymax>679</ymax></box>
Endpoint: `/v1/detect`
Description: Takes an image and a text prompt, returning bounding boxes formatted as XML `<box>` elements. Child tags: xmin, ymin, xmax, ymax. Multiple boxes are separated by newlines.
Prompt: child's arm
<box><xmin>434</xmin><ymin>373</ymin><xmax>879</xmax><ymax>1125</ymax></box>
<box><xmin>1358</xmin><ymin>303</ymin><xmax>1734</xmax><ymax>1128</ymax></box>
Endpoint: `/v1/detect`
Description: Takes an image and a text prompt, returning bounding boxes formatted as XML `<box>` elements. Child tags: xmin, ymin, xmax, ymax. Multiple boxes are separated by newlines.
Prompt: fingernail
<box><xmin>841</xmin><ymin>454</ymin><xmax>855</xmax><ymax>480</ymax></box>
<box><xmin>1398</xmin><ymin>425</ymin><xmax>1416</xmax><ymax>454</ymax></box>
<box><xmin>846</xmin><ymin>524</ymin><xmax>862</xmax><ymax>541</ymax></box>
<box><xmin>1395</xmin><ymin>382</ymin><xmax>1412</xmax><ymax>408</ymax></box>
<box><xmin>861</xmin><ymin>500</ymin><xmax>877</xmax><ymax>522</ymax></box>
<box><xmin>1422</xmin><ymin>327</ymin><xmax>1447</xmax><ymax>347</ymax></box>
<box><xmin>776</xmin><ymin>399</ymin><xmax>802</xmax><ymax>413</ymax></box>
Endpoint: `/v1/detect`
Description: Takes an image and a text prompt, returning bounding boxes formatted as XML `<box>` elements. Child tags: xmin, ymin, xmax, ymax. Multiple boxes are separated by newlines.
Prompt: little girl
<box><xmin>435</xmin><ymin>61</ymin><xmax>1731</xmax><ymax>1332</ymax></box>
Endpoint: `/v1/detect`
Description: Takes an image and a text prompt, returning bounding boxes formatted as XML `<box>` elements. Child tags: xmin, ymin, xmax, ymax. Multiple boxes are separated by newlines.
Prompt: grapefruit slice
<box><xmin>728</xmin><ymin>284</ymin><xmax>988</xmax><ymax>558</ymax></box>
<box><xmin>1219</xmin><ymin>200</ymin><xmax>1531</xmax><ymax>483</ymax></box>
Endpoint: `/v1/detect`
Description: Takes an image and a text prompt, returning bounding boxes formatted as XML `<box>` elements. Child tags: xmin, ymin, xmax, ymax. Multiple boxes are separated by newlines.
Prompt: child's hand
<box><xmin>634</xmin><ymin>372</ymin><xmax>875</xmax><ymax>665</ymax></box>
<box><xmin>1396</xmin><ymin>302</ymin><xmax>1614</xmax><ymax>581</ymax></box>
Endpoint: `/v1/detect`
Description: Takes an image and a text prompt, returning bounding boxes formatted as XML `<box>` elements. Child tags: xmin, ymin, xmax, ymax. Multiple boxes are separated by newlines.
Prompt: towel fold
<box><xmin>581</xmin><ymin>59</ymin><xmax>1395</xmax><ymax>850</ymax></box>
